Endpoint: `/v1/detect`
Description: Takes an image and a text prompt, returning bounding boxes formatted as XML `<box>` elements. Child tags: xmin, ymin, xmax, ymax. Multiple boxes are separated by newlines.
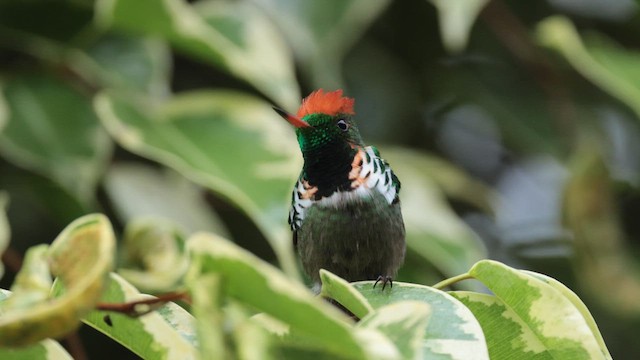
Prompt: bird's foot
<box><xmin>373</xmin><ymin>275</ymin><xmax>393</xmax><ymax>290</ymax></box>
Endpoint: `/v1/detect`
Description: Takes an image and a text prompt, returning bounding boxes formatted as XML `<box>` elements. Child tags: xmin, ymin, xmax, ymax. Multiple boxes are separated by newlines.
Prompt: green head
<box><xmin>274</xmin><ymin>89</ymin><xmax>365</xmax><ymax>194</ymax></box>
<box><xmin>273</xmin><ymin>89</ymin><xmax>364</xmax><ymax>154</ymax></box>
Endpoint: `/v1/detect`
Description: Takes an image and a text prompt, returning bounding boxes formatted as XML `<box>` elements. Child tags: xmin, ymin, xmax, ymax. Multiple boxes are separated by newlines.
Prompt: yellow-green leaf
<box><xmin>117</xmin><ymin>218</ymin><xmax>190</xmax><ymax>293</ymax></box>
<box><xmin>469</xmin><ymin>260</ymin><xmax>607</xmax><ymax>359</ymax></box>
<box><xmin>319</xmin><ymin>269</ymin><xmax>374</xmax><ymax>319</ymax></box>
<box><xmin>0</xmin><ymin>214</ymin><xmax>115</xmax><ymax>346</ymax></box>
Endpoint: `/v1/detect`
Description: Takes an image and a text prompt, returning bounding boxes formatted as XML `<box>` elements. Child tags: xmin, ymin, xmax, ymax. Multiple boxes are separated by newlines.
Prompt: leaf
<box><xmin>187</xmin><ymin>232</ymin><xmax>376</xmax><ymax>359</ymax></box>
<box><xmin>103</xmin><ymin>162</ymin><xmax>228</xmax><ymax>237</ymax></box>
<box><xmin>117</xmin><ymin>218</ymin><xmax>190</xmax><ymax>293</ymax></box>
<box><xmin>0</xmin><ymin>75</ymin><xmax>113</xmax><ymax>204</ymax></box>
<box><xmin>536</xmin><ymin>16</ymin><xmax>640</xmax><ymax>119</ymax></box>
<box><xmin>357</xmin><ymin>301</ymin><xmax>431</xmax><ymax>360</ymax></box>
<box><xmin>354</xmin><ymin>282</ymin><xmax>489</xmax><ymax>359</ymax></box>
<box><xmin>95</xmin><ymin>0</ymin><xmax>299</xmax><ymax>108</ymax></box>
<box><xmin>82</xmin><ymin>35</ymin><xmax>171</xmax><ymax>98</ymax></box>
<box><xmin>95</xmin><ymin>90</ymin><xmax>300</xmax><ymax>278</ymax></box>
<box><xmin>522</xmin><ymin>271</ymin><xmax>612</xmax><ymax>359</ymax></box>
<box><xmin>451</xmin><ymin>291</ymin><xmax>549</xmax><ymax>359</ymax></box>
<box><xmin>189</xmin><ymin>274</ymin><xmax>227</xmax><ymax>359</ymax></box>
<box><xmin>0</xmin><ymin>245</ymin><xmax>52</xmax><ymax>311</ymax></box>
<box><xmin>382</xmin><ymin>147</ymin><xmax>487</xmax><ymax>283</ymax></box>
<box><xmin>250</xmin><ymin>0</ymin><xmax>391</xmax><ymax>89</ymax></box>
<box><xmin>468</xmin><ymin>259</ymin><xmax>608</xmax><ymax>359</ymax></box>
<box><xmin>0</xmin><ymin>338</ymin><xmax>73</xmax><ymax>360</ymax></box>
<box><xmin>82</xmin><ymin>273</ymin><xmax>198</xmax><ymax>359</ymax></box>
<box><xmin>0</xmin><ymin>214</ymin><xmax>115</xmax><ymax>346</ymax></box>
<box><xmin>319</xmin><ymin>269</ymin><xmax>374</xmax><ymax>319</ymax></box>
<box><xmin>0</xmin><ymin>192</ymin><xmax>9</xmax><ymax>279</ymax></box>
<box><xmin>429</xmin><ymin>0</ymin><xmax>490</xmax><ymax>53</ymax></box>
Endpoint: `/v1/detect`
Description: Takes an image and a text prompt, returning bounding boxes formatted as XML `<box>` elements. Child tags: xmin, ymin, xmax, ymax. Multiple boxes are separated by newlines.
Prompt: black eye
<box><xmin>336</xmin><ymin>119</ymin><xmax>349</xmax><ymax>131</ymax></box>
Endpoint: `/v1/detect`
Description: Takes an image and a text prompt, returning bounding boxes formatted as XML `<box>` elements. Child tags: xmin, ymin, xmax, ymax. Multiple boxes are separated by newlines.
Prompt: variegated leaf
<box><xmin>0</xmin><ymin>214</ymin><xmax>115</xmax><ymax>347</ymax></box>
<box><xmin>187</xmin><ymin>232</ymin><xmax>384</xmax><ymax>359</ymax></box>
<box><xmin>357</xmin><ymin>301</ymin><xmax>431</xmax><ymax>360</ymax></box>
<box><xmin>95</xmin><ymin>90</ymin><xmax>301</xmax><ymax>279</ymax></box>
<box><xmin>95</xmin><ymin>0</ymin><xmax>299</xmax><ymax>109</ymax></box>
<box><xmin>82</xmin><ymin>273</ymin><xmax>198</xmax><ymax>359</ymax></box>
<box><xmin>117</xmin><ymin>218</ymin><xmax>190</xmax><ymax>293</ymax></box>
<box><xmin>468</xmin><ymin>260</ymin><xmax>607</xmax><ymax>359</ymax></box>
<box><xmin>354</xmin><ymin>282</ymin><xmax>489</xmax><ymax>359</ymax></box>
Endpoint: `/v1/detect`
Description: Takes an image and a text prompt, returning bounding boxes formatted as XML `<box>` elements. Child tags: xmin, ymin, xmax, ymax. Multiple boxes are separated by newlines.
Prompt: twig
<box><xmin>96</xmin><ymin>291</ymin><xmax>190</xmax><ymax>317</ymax></box>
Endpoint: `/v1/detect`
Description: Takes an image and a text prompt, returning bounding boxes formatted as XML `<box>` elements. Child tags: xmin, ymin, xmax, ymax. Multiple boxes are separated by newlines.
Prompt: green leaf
<box><xmin>429</xmin><ymin>0</ymin><xmax>490</xmax><ymax>53</ymax></box>
<box><xmin>536</xmin><ymin>16</ymin><xmax>640</xmax><ymax>119</ymax></box>
<box><xmin>187</xmin><ymin>232</ymin><xmax>378</xmax><ymax>359</ymax></box>
<box><xmin>0</xmin><ymin>75</ymin><xmax>113</xmax><ymax>204</ymax></box>
<box><xmin>95</xmin><ymin>90</ymin><xmax>300</xmax><ymax>278</ymax></box>
<box><xmin>103</xmin><ymin>163</ymin><xmax>228</xmax><ymax>237</ymax></box>
<box><xmin>82</xmin><ymin>273</ymin><xmax>198</xmax><ymax>359</ymax></box>
<box><xmin>117</xmin><ymin>218</ymin><xmax>190</xmax><ymax>293</ymax></box>
<box><xmin>357</xmin><ymin>301</ymin><xmax>431</xmax><ymax>360</ymax></box>
<box><xmin>82</xmin><ymin>35</ymin><xmax>171</xmax><ymax>98</ymax></box>
<box><xmin>0</xmin><ymin>338</ymin><xmax>73</xmax><ymax>360</ymax></box>
<box><xmin>382</xmin><ymin>148</ymin><xmax>487</xmax><ymax>283</ymax></box>
<box><xmin>95</xmin><ymin>0</ymin><xmax>299</xmax><ymax>108</ymax></box>
<box><xmin>0</xmin><ymin>214</ymin><xmax>115</xmax><ymax>346</ymax></box>
<box><xmin>189</xmin><ymin>274</ymin><xmax>226</xmax><ymax>359</ymax></box>
<box><xmin>468</xmin><ymin>260</ymin><xmax>608</xmax><ymax>359</ymax></box>
<box><xmin>249</xmin><ymin>0</ymin><xmax>391</xmax><ymax>89</ymax></box>
<box><xmin>319</xmin><ymin>269</ymin><xmax>374</xmax><ymax>319</ymax></box>
<box><xmin>0</xmin><ymin>192</ymin><xmax>9</xmax><ymax>279</ymax></box>
<box><xmin>354</xmin><ymin>282</ymin><xmax>489</xmax><ymax>359</ymax></box>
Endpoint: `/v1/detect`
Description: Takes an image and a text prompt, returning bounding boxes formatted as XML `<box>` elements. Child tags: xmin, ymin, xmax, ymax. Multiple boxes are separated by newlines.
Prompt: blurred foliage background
<box><xmin>1</xmin><ymin>0</ymin><xmax>640</xmax><ymax>358</ymax></box>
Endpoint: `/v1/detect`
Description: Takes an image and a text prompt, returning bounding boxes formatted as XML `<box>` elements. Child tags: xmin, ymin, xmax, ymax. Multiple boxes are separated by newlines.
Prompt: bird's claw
<box><xmin>373</xmin><ymin>275</ymin><xmax>393</xmax><ymax>290</ymax></box>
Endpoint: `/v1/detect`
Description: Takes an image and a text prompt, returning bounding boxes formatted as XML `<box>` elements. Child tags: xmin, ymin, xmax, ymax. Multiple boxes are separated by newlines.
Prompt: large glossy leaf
<box><xmin>0</xmin><ymin>192</ymin><xmax>8</xmax><ymax>279</ymax></box>
<box><xmin>187</xmin><ymin>232</ymin><xmax>399</xmax><ymax>359</ymax></box>
<box><xmin>536</xmin><ymin>16</ymin><xmax>640</xmax><ymax>119</ymax></box>
<box><xmin>117</xmin><ymin>218</ymin><xmax>190</xmax><ymax>293</ymax></box>
<box><xmin>0</xmin><ymin>214</ymin><xmax>115</xmax><ymax>346</ymax></box>
<box><xmin>104</xmin><ymin>163</ymin><xmax>228</xmax><ymax>236</ymax></box>
<box><xmin>429</xmin><ymin>0</ymin><xmax>490</xmax><ymax>53</ymax></box>
<box><xmin>354</xmin><ymin>282</ymin><xmax>489</xmax><ymax>359</ymax></box>
<box><xmin>95</xmin><ymin>0</ymin><xmax>299</xmax><ymax>108</ymax></box>
<box><xmin>249</xmin><ymin>0</ymin><xmax>391</xmax><ymax>89</ymax></box>
<box><xmin>95</xmin><ymin>90</ymin><xmax>300</xmax><ymax>278</ymax></box>
<box><xmin>0</xmin><ymin>75</ymin><xmax>112</xmax><ymax>204</ymax></box>
<box><xmin>82</xmin><ymin>273</ymin><xmax>198</xmax><ymax>359</ymax></box>
<box><xmin>382</xmin><ymin>147</ymin><xmax>487</xmax><ymax>283</ymax></box>
<box><xmin>468</xmin><ymin>260</ymin><xmax>608</xmax><ymax>359</ymax></box>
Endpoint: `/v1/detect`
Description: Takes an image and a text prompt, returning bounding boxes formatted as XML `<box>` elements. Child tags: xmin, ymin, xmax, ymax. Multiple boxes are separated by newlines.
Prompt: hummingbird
<box><xmin>274</xmin><ymin>89</ymin><xmax>405</xmax><ymax>290</ymax></box>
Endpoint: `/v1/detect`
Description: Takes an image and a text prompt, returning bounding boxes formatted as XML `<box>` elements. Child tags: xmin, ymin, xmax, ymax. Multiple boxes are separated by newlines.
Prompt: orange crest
<box><xmin>296</xmin><ymin>89</ymin><xmax>355</xmax><ymax>118</ymax></box>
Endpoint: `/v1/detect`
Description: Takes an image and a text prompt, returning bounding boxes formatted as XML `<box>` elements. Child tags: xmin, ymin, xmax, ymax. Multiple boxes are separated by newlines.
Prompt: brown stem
<box><xmin>96</xmin><ymin>291</ymin><xmax>191</xmax><ymax>317</ymax></box>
